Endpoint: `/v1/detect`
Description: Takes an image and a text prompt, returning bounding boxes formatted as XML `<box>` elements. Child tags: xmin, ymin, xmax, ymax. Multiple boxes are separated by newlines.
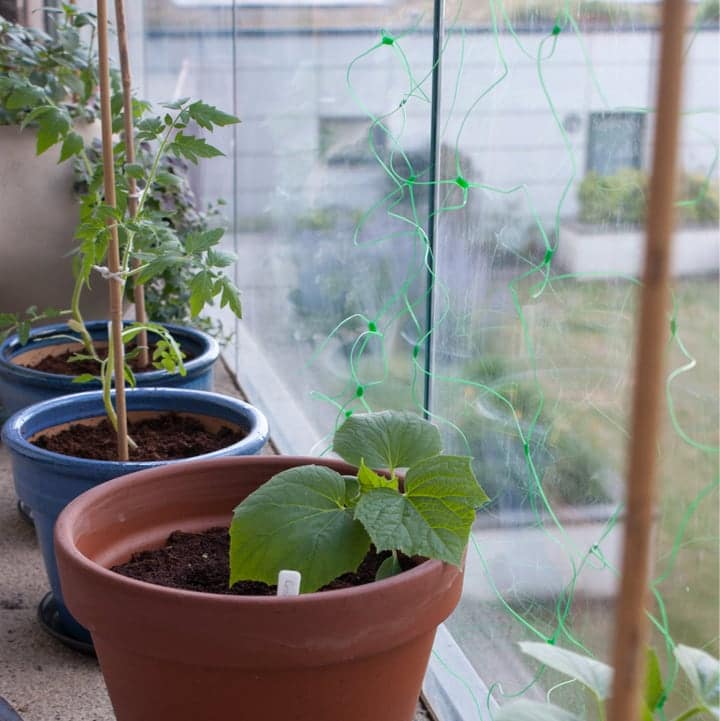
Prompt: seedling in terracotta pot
<box><xmin>230</xmin><ymin>410</ymin><xmax>489</xmax><ymax>593</ymax></box>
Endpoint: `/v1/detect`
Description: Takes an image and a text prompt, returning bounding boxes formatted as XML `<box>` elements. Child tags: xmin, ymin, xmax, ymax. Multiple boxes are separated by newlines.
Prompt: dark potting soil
<box><xmin>34</xmin><ymin>414</ymin><xmax>245</xmax><ymax>462</ymax></box>
<box><xmin>25</xmin><ymin>342</ymin><xmax>195</xmax><ymax>376</ymax></box>
<box><xmin>111</xmin><ymin>527</ymin><xmax>425</xmax><ymax>595</ymax></box>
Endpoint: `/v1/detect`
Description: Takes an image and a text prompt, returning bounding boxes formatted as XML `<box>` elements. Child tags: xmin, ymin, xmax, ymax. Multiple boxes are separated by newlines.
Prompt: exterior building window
<box><xmin>587</xmin><ymin>112</ymin><xmax>645</xmax><ymax>175</ymax></box>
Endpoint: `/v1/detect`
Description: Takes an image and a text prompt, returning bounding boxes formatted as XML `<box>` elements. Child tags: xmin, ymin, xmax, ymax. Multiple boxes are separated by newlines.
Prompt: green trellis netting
<box><xmin>294</xmin><ymin>2</ymin><xmax>719</xmax><ymax>718</ymax></box>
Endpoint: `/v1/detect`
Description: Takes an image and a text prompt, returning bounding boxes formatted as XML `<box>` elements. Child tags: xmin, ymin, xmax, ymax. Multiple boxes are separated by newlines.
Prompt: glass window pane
<box><xmin>430</xmin><ymin>2</ymin><xmax>719</xmax><ymax>717</ymax></box>
<box><xmin>227</xmin><ymin>5</ymin><xmax>436</xmax><ymax>450</ymax></box>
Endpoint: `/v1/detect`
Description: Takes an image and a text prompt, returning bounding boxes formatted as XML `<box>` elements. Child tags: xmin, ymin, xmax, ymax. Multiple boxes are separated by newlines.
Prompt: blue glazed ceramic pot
<box><xmin>0</xmin><ymin>322</ymin><xmax>220</xmax><ymax>416</ymax></box>
<box><xmin>1</xmin><ymin>388</ymin><xmax>269</xmax><ymax>647</ymax></box>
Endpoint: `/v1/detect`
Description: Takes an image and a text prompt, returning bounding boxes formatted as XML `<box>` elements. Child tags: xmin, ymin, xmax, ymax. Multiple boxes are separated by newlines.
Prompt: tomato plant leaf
<box><xmin>59</xmin><ymin>130</ymin><xmax>84</xmax><ymax>162</ymax></box>
<box><xmin>187</xmin><ymin>100</ymin><xmax>240</xmax><ymax>129</ymax></box>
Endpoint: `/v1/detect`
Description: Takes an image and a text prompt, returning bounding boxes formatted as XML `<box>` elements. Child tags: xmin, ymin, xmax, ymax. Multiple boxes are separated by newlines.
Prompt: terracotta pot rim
<box><xmin>56</xmin><ymin>455</ymin><xmax>454</xmax><ymax>607</ymax></box>
<box><xmin>1</xmin><ymin>388</ymin><xmax>269</xmax><ymax>470</ymax></box>
<box><xmin>0</xmin><ymin>321</ymin><xmax>219</xmax><ymax>383</ymax></box>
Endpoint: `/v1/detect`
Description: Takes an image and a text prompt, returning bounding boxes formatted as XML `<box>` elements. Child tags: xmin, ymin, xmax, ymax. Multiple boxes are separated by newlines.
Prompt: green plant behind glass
<box><xmin>578</xmin><ymin>169</ymin><xmax>719</xmax><ymax>227</ymax></box>
<box><xmin>230</xmin><ymin>410</ymin><xmax>489</xmax><ymax>593</ymax></box>
<box><xmin>495</xmin><ymin>642</ymin><xmax>719</xmax><ymax>721</ymax></box>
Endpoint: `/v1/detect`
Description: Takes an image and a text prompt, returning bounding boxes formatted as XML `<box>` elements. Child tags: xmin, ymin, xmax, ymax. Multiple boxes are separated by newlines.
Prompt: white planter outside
<box><xmin>464</xmin><ymin>504</ymin><xmax>623</xmax><ymax>602</ymax></box>
<box><xmin>0</xmin><ymin>123</ymin><xmax>108</xmax><ymax>317</ymax></box>
<box><xmin>557</xmin><ymin>223</ymin><xmax>720</xmax><ymax>278</ymax></box>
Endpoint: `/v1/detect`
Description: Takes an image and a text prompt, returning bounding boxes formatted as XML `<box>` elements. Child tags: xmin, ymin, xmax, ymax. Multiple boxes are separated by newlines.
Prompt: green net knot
<box><xmin>356</xmin><ymin>385</ymin><xmax>365</xmax><ymax>397</ymax></box>
<box><xmin>552</xmin><ymin>24</ymin><xmax>562</xmax><ymax>35</ymax></box>
<box><xmin>670</xmin><ymin>317</ymin><xmax>677</xmax><ymax>337</ymax></box>
<box><xmin>455</xmin><ymin>175</ymin><xmax>469</xmax><ymax>190</ymax></box>
<box><xmin>413</xmin><ymin>344</ymin><xmax>420</xmax><ymax>359</ymax></box>
<box><xmin>368</xmin><ymin>320</ymin><xmax>377</xmax><ymax>333</ymax></box>
<box><xmin>543</xmin><ymin>247</ymin><xmax>555</xmax><ymax>264</ymax></box>
<box><xmin>344</xmin><ymin>409</ymin><xmax>353</xmax><ymax>418</ymax></box>
<box><xmin>381</xmin><ymin>31</ymin><xmax>395</xmax><ymax>46</ymax></box>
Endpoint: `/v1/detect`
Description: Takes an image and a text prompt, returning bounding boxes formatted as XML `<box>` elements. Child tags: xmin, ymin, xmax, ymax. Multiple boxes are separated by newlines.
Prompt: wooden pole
<box><xmin>607</xmin><ymin>1</ymin><xmax>688</xmax><ymax>720</ymax></box>
<box><xmin>114</xmin><ymin>0</ymin><xmax>149</xmax><ymax>368</ymax></box>
<box><xmin>96</xmin><ymin>0</ymin><xmax>129</xmax><ymax>461</ymax></box>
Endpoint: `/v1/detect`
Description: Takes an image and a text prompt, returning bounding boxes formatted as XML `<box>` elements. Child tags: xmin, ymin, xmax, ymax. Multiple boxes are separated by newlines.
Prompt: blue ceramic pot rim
<box><xmin>0</xmin><ymin>321</ymin><xmax>219</xmax><ymax>385</ymax></box>
<box><xmin>1</xmin><ymin>388</ymin><xmax>269</xmax><ymax>471</ymax></box>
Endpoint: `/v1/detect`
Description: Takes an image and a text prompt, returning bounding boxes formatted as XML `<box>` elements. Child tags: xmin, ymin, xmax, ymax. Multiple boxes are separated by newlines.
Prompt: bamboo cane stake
<box><xmin>96</xmin><ymin>0</ymin><xmax>129</xmax><ymax>461</ymax></box>
<box><xmin>607</xmin><ymin>1</ymin><xmax>688</xmax><ymax>720</ymax></box>
<box><xmin>114</xmin><ymin>0</ymin><xmax>149</xmax><ymax>368</ymax></box>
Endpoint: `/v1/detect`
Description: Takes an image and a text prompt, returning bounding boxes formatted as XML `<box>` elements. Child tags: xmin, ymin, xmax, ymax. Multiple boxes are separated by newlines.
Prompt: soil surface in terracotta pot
<box><xmin>23</xmin><ymin>341</ymin><xmax>197</xmax><ymax>375</ymax></box>
<box><xmin>112</xmin><ymin>527</ymin><xmax>425</xmax><ymax>595</ymax></box>
<box><xmin>33</xmin><ymin>413</ymin><xmax>246</xmax><ymax>461</ymax></box>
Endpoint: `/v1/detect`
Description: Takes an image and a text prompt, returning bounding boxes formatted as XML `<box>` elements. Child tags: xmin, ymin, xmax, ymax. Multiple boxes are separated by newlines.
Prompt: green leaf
<box><xmin>35</xmin><ymin>106</ymin><xmax>70</xmax><ymax>154</ymax></box>
<box><xmin>189</xmin><ymin>270</ymin><xmax>214</xmax><ymax>317</ymax></box>
<box><xmin>135</xmin><ymin>116</ymin><xmax>164</xmax><ymax>140</ymax></box>
<box><xmin>375</xmin><ymin>554</ymin><xmax>403</xmax><ymax>581</ymax></box>
<box><xmin>161</xmin><ymin>97</ymin><xmax>189</xmax><ymax>110</ymax></box>
<box><xmin>17</xmin><ymin>321</ymin><xmax>31</xmax><ymax>345</ymax></box>
<box><xmin>332</xmin><ymin>410</ymin><xmax>443</xmax><ymax>470</ymax></box>
<box><xmin>125</xmin><ymin>162</ymin><xmax>145</xmax><ymax>180</ymax></box>
<box><xmin>229</xmin><ymin>465</ymin><xmax>371</xmax><ymax>593</ymax></box>
<box><xmin>645</xmin><ymin>647</ymin><xmax>665</xmax><ymax>712</ymax></box>
<box><xmin>171</xmin><ymin>133</ymin><xmax>225</xmax><ymax>164</ymax></box>
<box><xmin>124</xmin><ymin>364</ymin><xmax>137</xmax><ymax>388</ymax></box>
<box><xmin>219</xmin><ymin>276</ymin><xmax>242</xmax><ymax>318</ymax></box>
<box><xmin>207</xmin><ymin>249</ymin><xmax>237</xmax><ymax>268</ymax></box>
<box><xmin>72</xmin><ymin>373</ymin><xmax>98</xmax><ymax>384</ymax></box>
<box><xmin>358</xmin><ymin>459</ymin><xmax>397</xmax><ymax>492</ymax></box>
<box><xmin>495</xmin><ymin>700</ymin><xmax>583</xmax><ymax>721</ymax></box>
<box><xmin>0</xmin><ymin>313</ymin><xmax>17</xmax><ymax>329</ymax></box>
<box><xmin>154</xmin><ymin>170</ymin><xmax>182</xmax><ymax>188</ymax></box>
<box><xmin>675</xmin><ymin>644</ymin><xmax>720</xmax><ymax>717</ymax></box>
<box><xmin>187</xmin><ymin>100</ymin><xmax>240</xmax><ymax>129</ymax></box>
<box><xmin>354</xmin><ymin>455</ymin><xmax>483</xmax><ymax>566</ymax></box>
<box><xmin>59</xmin><ymin>131</ymin><xmax>83</xmax><ymax>162</ymax></box>
<box><xmin>519</xmin><ymin>642</ymin><xmax>613</xmax><ymax>700</ymax></box>
<box><xmin>185</xmin><ymin>227</ymin><xmax>224</xmax><ymax>254</ymax></box>
<box><xmin>6</xmin><ymin>84</ymin><xmax>45</xmax><ymax>110</ymax></box>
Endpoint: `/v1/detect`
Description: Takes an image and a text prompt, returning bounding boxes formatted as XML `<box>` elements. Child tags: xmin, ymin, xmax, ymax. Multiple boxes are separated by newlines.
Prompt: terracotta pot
<box><xmin>55</xmin><ymin>455</ymin><xmax>464</xmax><ymax>721</ymax></box>
<box><xmin>0</xmin><ymin>123</ymin><xmax>108</xmax><ymax>317</ymax></box>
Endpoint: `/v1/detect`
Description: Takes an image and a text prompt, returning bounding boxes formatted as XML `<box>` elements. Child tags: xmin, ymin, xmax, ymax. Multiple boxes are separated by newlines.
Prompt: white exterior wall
<box><xmin>141</xmin><ymin>27</ymin><xmax>719</xmax><ymax>226</ymax></box>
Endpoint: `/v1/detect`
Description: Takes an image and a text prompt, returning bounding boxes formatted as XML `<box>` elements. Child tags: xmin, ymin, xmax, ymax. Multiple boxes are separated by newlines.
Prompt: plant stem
<box><xmin>672</xmin><ymin>706</ymin><xmax>708</xmax><ymax>721</ymax></box>
<box><xmin>70</xmin><ymin>274</ymin><xmax>100</xmax><ymax>361</ymax></box>
<box><xmin>136</xmin><ymin>108</ymin><xmax>182</xmax><ymax>216</ymax></box>
<box><xmin>594</xmin><ymin>691</ymin><xmax>606</xmax><ymax>721</ymax></box>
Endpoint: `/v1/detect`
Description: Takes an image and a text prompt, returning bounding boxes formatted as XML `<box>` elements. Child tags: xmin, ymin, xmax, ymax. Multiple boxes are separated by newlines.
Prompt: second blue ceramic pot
<box><xmin>1</xmin><ymin>387</ymin><xmax>269</xmax><ymax>647</ymax></box>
